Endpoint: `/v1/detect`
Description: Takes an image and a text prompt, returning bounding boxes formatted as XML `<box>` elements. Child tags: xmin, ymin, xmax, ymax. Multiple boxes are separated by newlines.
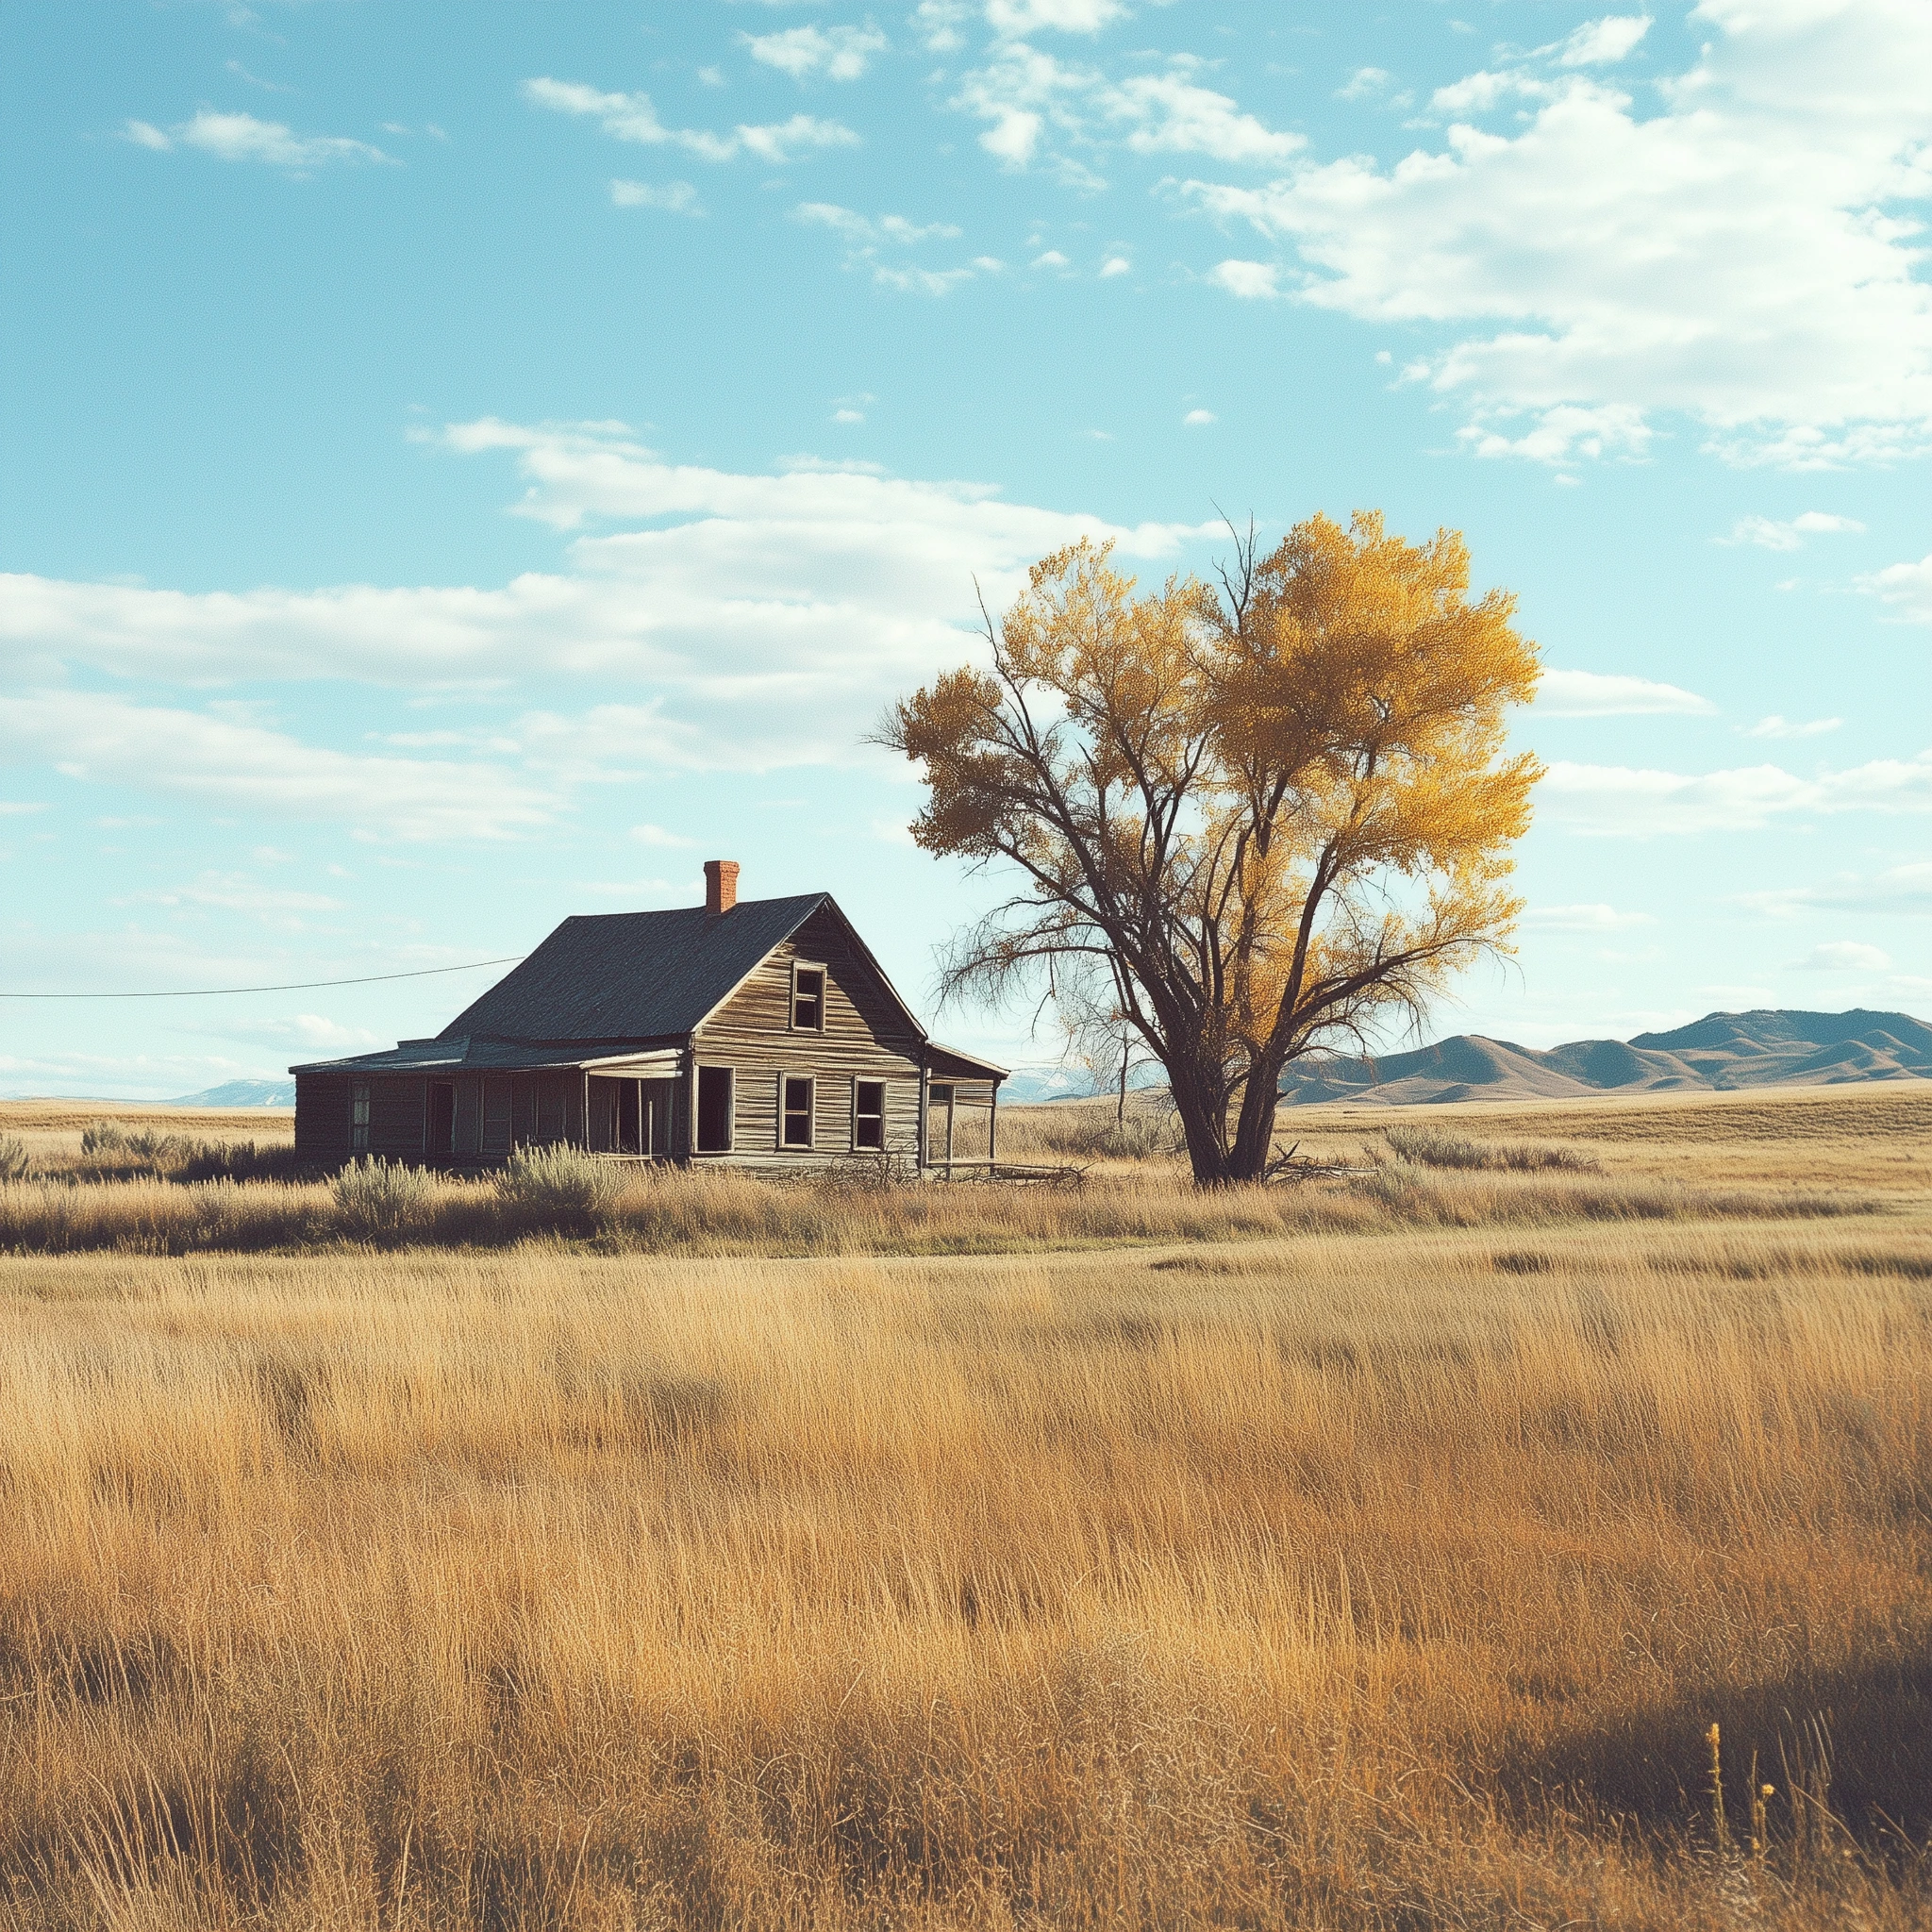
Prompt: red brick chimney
<box><xmin>703</xmin><ymin>859</ymin><xmax>740</xmax><ymax>916</ymax></box>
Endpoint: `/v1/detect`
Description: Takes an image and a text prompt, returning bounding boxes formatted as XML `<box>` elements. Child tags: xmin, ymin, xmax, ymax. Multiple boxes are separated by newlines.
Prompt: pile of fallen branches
<box><xmin>1261</xmin><ymin>1141</ymin><xmax>1370</xmax><ymax>1184</ymax></box>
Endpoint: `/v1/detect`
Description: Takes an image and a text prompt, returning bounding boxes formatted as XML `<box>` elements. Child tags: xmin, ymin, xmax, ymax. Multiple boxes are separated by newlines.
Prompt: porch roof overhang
<box><xmin>924</xmin><ymin>1041</ymin><xmax>1009</xmax><ymax>1084</ymax></box>
<box><xmin>291</xmin><ymin>1035</ymin><xmax>686</xmax><ymax>1078</ymax></box>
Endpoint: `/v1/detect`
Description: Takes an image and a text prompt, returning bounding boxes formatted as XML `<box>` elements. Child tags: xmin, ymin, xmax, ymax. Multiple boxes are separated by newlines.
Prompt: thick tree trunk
<box><xmin>1163</xmin><ymin>1058</ymin><xmax>1236</xmax><ymax>1187</ymax></box>
<box><xmin>1226</xmin><ymin>1041</ymin><xmax>1292</xmax><ymax>1181</ymax></box>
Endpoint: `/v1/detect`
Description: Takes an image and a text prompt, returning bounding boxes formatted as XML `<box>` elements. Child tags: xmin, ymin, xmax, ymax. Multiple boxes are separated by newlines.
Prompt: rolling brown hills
<box><xmin>1279</xmin><ymin>1006</ymin><xmax>1932</xmax><ymax>1107</ymax></box>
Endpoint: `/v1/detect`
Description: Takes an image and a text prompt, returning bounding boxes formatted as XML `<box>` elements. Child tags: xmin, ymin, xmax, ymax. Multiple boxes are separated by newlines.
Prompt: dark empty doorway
<box><xmin>696</xmin><ymin>1066</ymin><xmax>734</xmax><ymax>1153</ymax></box>
<box><xmin>426</xmin><ymin>1081</ymin><xmax>456</xmax><ymax>1157</ymax></box>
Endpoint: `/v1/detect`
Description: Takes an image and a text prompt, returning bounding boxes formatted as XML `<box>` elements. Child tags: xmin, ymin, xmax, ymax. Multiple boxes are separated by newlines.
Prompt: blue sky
<box><xmin>2</xmin><ymin>0</ymin><xmax>1928</xmax><ymax>1097</ymax></box>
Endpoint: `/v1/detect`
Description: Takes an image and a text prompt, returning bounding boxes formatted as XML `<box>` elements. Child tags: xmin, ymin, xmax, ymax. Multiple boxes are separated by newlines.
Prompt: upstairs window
<box><xmin>782</xmin><ymin>1075</ymin><xmax>814</xmax><ymax>1148</ymax></box>
<box><xmin>854</xmin><ymin>1080</ymin><xmax>885</xmax><ymax>1151</ymax></box>
<box><xmin>791</xmin><ymin>963</ymin><xmax>825</xmax><ymax>1032</ymax></box>
<box><xmin>696</xmin><ymin>1066</ymin><xmax>735</xmax><ymax>1153</ymax></box>
<box><xmin>351</xmin><ymin>1082</ymin><xmax>370</xmax><ymax>1153</ymax></box>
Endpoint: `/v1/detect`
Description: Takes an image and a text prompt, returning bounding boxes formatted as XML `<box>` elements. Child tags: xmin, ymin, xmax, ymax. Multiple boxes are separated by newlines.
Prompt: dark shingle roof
<box><xmin>435</xmin><ymin>893</ymin><xmax>833</xmax><ymax>1043</ymax></box>
<box><xmin>288</xmin><ymin>891</ymin><xmax>1005</xmax><ymax>1083</ymax></box>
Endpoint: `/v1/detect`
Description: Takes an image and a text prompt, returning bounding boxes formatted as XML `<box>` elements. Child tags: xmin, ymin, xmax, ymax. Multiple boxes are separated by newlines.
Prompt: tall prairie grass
<box><xmin>2</xmin><ymin>1214</ymin><xmax>1930</xmax><ymax>1927</ymax></box>
<box><xmin>0</xmin><ymin>1156</ymin><xmax>1886</xmax><ymax>1257</ymax></box>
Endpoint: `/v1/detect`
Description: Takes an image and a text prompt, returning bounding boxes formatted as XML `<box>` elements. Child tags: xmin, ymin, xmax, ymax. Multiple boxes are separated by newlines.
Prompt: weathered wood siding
<box><xmin>371</xmin><ymin>1076</ymin><xmax>429</xmax><ymax>1159</ymax></box>
<box><xmin>293</xmin><ymin>1075</ymin><xmax>351</xmax><ymax>1160</ymax></box>
<box><xmin>692</xmin><ymin>906</ymin><xmax>924</xmax><ymax>1167</ymax></box>
<box><xmin>440</xmin><ymin>1072</ymin><xmax>583</xmax><ymax>1164</ymax></box>
<box><xmin>295</xmin><ymin>1069</ymin><xmax>593</xmax><ymax>1170</ymax></box>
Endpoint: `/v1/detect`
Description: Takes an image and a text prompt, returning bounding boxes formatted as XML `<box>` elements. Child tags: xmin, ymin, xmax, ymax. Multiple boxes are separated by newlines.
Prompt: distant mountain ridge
<box><xmin>165</xmin><ymin>1079</ymin><xmax>296</xmax><ymax>1108</ymax></box>
<box><xmin>1278</xmin><ymin>1008</ymin><xmax>1932</xmax><ymax>1108</ymax></box>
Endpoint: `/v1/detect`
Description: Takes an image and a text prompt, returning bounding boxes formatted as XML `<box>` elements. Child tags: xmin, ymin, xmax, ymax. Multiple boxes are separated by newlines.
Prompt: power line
<box><xmin>0</xmin><ymin>957</ymin><xmax>526</xmax><ymax>1000</ymax></box>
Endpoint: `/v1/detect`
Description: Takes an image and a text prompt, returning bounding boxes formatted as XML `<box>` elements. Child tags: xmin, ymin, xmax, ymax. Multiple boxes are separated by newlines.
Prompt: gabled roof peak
<box><xmin>435</xmin><ymin>891</ymin><xmax>865</xmax><ymax>1045</ymax></box>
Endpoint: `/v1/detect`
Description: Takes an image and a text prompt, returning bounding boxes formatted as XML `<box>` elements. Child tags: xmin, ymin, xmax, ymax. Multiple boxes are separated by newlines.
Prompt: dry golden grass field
<box><xmin>1</xmin><ymin>1085</ymin><xmax>1929</xmax><ymax>1928</ymax></box>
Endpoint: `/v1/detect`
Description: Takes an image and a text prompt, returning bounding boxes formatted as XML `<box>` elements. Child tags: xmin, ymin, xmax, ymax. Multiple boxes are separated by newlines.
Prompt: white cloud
<box><xmin>629</xmin><ymin>823</ymin><xmax>692</xmax><ymax>847</ymax></box>
<box><xmin>1862</xmin><ymin>551</ymin><xmax>1932</xmax><ymax>622</ymax></box>
<box><xmin>1181</xmin><ymin>1</ymin><xmax>1932</xmax><ymax>469</ymax></box>
<box><xmin>1182</xmin><ymin>408</ymin><xmax>1216</xmax><ymax>425</ymax></box>
<box><xmin>1537</xmin><ymin>669</ymin><xmax>1714</xmax><ymax>716</ymax></box>
<box><xmin>1108</xmin><ymin>72</ymin><xmax>1304</xmax><ymax>164</ymax></box>
<box><xmin>0</xmin><ymin>692</ymin><xmax>558</xmax><ymax>841</ymax></box>
<box><xmin>1457</xmin><ymin>403</ymin><xmax>1654</xmax><ymax>465</ymax></box>
<box><xmin>125</xmin><ymin>109</ymin><xmax>391</xmax><ymax>169</ymax></box>
<box><xmin>953</xmin><ymin>47</ymin><xmax>1301</xmax><ymax>177</ymax></box>
<box><xmin>873</xmin><ymin>266</ymin><xmax>976</xmax><ymax>291</ymax></box>
<box><xmin>912</xmin><ymin>1</ymin><xmax>973</xmax><ymax>52</ymax></box>
<box><xmin>1209</xmin><ymin>258</ymin><xmax>1279</xmax><ymax>299</ymax></box>
<box><xmin>793</xmin><ymin>201</ymin><xmax>982</xmax><ymax>291</ymax></box>
<box><xmin>125</xmin><ymin>872</ymin><xmax>343</xmax><ymax>913</ymax></box>
<box><xmin>986</xmin><ymin>0</ymin><xmax>1128</xmax><ymax>35</ymax></box>
<box><xmin>1718</xmin><ymin>510</ymin><xmax>1866</xmax><ymax>549</ymax></box>
<box><xmin>225</xmin><ymin>59</ymin><xmax>294</xmax><ymax>94</ymax></box>
<box><xmin>1428</xmin><ymin>70</ymin><xmax>1556</xmax><ymax>116</ymax></box>
<box><xmin>1742</xmin><ymin>714</ymin><xmax>1841</xmax><ymax>739</ymax></box>
<box><xmin>223</xmin><ymin>1014</ymin><xmax>389</xmax><ymax>1053</ymax></box>
<box><xmin>1796</xmin><ymin>940</ymin><xmax>1891</xmax><ymax>971</ymax></box>
<box><xmin>611</xmin><ymin>179</ymin><xmax>703</xmax><ymax>213</ymax></box>
<box><xmin>0</xmin><ymin>802</ymin><xmax>47</xmax><ymax>816</ymax></box>
<box><xmin>1099</xmin><ymin>253</ymin><xmax>1131</xmax><ymax>275</ymax></box>
<box><xmin>1739</xmin><ymin>861</ymin><xmax>1932</xmax><ymax>917</ymax></box>
<box><xmin>1524</xmin><ymin>902</ymin><xmax>1656</xmax><ymax>931</ymax></box>
<box><xmin>1541</xmin><ymin>748</ymin><xmax>1932</xmax><ymax>835</ymax></box>
<box><xmin>525</xmin><ymin>78</ymin><xmax>859</xmax><ymax>165</ymax></box>
<box><xmin>1549</xmin><ymin>14</ymin><xmax>1652</xmax><ymax>66</ymax></box>
<box><xmin>1031</xmin><ymin>248</ymin><xmax>1070</xmax><ymax>267</ymax></box>
<box><xmin>743</xmin><ymin>24</ymin><xmax>890</xmax><ymax>81</ymax></box>
<box><xmin>797</xmin><ymin>203</ymin><xmax>960</xmax><ymax>243</ymax></box>
<box><xmin>0</xmin><ymin>420</ymin><xmax>1214</xmax><ymax>782</ymax></box>
<box><xmin>1337</xmin><ymin>67</ymin><xmax>1393</xmax><ymax>102</ymax></box>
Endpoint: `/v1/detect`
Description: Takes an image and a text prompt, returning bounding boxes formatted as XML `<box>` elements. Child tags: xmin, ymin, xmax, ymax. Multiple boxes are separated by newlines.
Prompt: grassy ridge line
<box><xmin>3</xmin><ymin>1228</ymin><xmax>1929</xmax><ymax>1926</ymax></box>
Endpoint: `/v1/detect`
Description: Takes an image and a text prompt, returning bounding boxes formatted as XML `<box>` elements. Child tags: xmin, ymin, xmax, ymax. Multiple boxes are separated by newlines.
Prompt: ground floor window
<box><xmin>350</xmin><ymin>1082</ymin><xmax>370</xmax><ymax>1153</ymax></box>
<box><xmin>696</xmin><ymin>1066</ymin><xmax>734</xmax><ymax>1153</ymax></box>
<box><xmin>483</xmin><ymin>1078</ymin><xmax>512</xmax><ymax>1158</ymax></box>
<box><xmin>782</xmin><ymin>1074</ymin><xmax>814</xmax><ymax>1148</ymax></box>
<box><xmin>854</xmin><ymin>1080</ymin><xmax>885</xmax><ymax>1151</ymax></box>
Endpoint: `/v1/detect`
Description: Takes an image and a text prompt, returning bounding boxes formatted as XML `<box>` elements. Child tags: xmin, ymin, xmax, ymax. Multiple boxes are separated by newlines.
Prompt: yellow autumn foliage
<box><xmin>887</xmin><ymin>511</ymin><xmax>1541</xmax><ymax>1183</ymax></box>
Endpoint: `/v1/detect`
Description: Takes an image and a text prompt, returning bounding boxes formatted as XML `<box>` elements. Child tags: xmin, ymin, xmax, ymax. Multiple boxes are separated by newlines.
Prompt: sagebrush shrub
<box><xmin>80</xmin><ymin>1120</ymin><xmax>189</xmax><ymax>1167</ymax></box>
<box><xmin>1012</xmin><ymin>1106</ymin><xmax>1181</xmax><ymax>1160</ymax></box>
<box><xmin>331</xmin><ymin>1157</ymin><xmax>434</xmax><ymax>1241</ymax></box>
<box><xmin>495</xmin><ymin>1143</ymin><xmax>623</xmax><ymax>1232</ymax></box>
<box><xmin>176</xmin><ymin>1140</ymin><xmax>308</xmax><ymax>1184</ymax></box>
<box><xmin>1385</xmin><ymin>1126</ymin><xmax>1599</xmax><ymax>1174</ymax></box>
<box><xmin>0</xmin><ymin>1136</ymin><xmax>30</xmax><ymax>1183</ymax></box>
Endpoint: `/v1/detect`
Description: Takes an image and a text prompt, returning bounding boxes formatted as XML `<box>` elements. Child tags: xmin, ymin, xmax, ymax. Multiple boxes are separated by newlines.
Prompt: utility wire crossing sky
<box><xmin>1</xmin><ymin>0</ymin><xmax>1929</xmax><ymax>1097</ymax></box>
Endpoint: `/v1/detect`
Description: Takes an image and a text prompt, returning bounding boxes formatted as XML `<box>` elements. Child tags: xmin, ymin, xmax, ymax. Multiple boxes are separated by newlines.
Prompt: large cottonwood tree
<box><xmin>883</xmin><ymin>511</ymin><xmax>1543</xmax><ymax>1186</ymax></box>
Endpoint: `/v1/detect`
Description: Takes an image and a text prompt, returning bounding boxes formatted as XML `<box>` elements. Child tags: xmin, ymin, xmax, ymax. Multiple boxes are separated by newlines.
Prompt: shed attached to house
<box><xmin>291</xmin><ymin>860</ymin><xmax>1006</xmax><ymax>1174</ymax></box>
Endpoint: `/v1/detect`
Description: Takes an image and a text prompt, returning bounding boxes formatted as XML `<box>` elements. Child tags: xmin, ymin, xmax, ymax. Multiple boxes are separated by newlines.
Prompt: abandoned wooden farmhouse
<box><xmin>291</xmin><ymin>861</ymin><xmax>1005</xmax><ymax>1173</ymax></box>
